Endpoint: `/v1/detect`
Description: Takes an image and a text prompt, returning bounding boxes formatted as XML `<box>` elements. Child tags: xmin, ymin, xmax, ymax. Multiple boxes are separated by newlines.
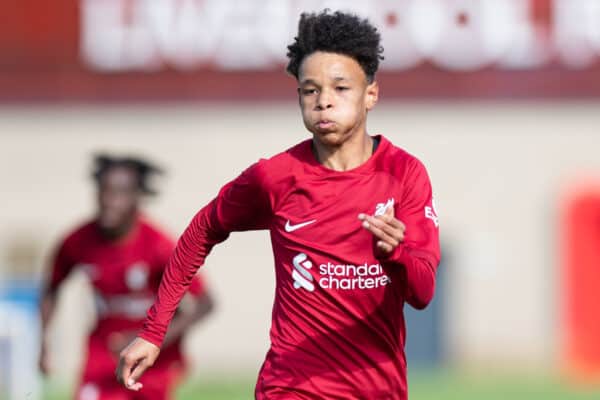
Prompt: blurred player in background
<box><xmin>117</xmin><ymin>10</ymin><xmax>440</xmax><ymax>400</ymax></box>
<box><xmin>39</xmin><ymin>154</ymin><xmax>214</xmax><ymax>400</ymax></box>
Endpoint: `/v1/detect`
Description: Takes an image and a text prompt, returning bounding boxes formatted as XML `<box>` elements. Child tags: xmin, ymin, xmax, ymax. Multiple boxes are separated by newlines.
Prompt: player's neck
<box><xmin>313</xmin><ymin>133</ymin><xmax>374</xmax><ymax>172</ymax></box>
<box><xmin>98</xmin><ymin>215</ymin><xmax>138</xmax><ymax>241</ymax></box>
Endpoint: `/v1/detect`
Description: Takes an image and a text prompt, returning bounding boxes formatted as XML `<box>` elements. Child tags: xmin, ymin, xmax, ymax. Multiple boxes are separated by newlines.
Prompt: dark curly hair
<box><xmin>92</xmin><ymin>153</ymin><xmax>163</xmax><ymax>196</ymax></box>
<box><xmin>286</xmin><ymin>10</ymin><xmax>384</xmax><ymax>83</ymax></box>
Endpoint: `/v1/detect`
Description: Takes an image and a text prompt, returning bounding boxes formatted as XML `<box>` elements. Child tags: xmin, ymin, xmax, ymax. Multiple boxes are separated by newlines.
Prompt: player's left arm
<box><xmin>359</xmin><ymin>159</ymin><xmax>440</xmax><ymax>309</ymax></box>
<box><xmin>147</xmin><ymin>234</ymin><xmax>215</xmax><ymax>349</ymax></box>
<box><xmin>116</xmin><ymin>163</ymin><xmax>271</xmax><ymax>391</ymax></box>
<box><xmin>161</xmin><ymin>274</ymin><xmax>214</xmax><ymax>348</ymax></box>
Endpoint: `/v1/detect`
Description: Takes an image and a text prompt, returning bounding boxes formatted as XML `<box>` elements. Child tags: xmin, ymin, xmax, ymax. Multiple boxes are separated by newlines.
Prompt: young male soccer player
<box><xmin>40</xmin><ymin>155</ymin><xmax>214</xmax><ymax>400</ymax></box>
<box><xmin>117</xmin><ymin>10</ymin><xmax>440</xmax><ymax>399</ymax></box>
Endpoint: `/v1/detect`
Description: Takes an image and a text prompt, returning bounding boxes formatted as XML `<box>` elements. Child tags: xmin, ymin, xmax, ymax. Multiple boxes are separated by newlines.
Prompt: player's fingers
<box><xmin>117</xmin><ymin>349</ymin><xmax>144</xmax><ymax>385</ymax></box>
<box><xmin>377</xmin><ymin>240</ymin><xmax>394</xmax><ymax>254</ymax></box>
<box><xmin>359</xmin><ymin>214</ymin><xmax>394</xmax><ymax>241</ymax></box>
<box><xmin>373</xmin><ymin>215</ymin><xmax>405</xmax><ymax>239</ymax></box>
<box><xmin>396</xmin><ymin>219</ymin><xmax>406</xmax><ymax>231</ymax></box>
<box><xmin>380</xmin><ymin>214</ymin><xmax>406</xmax><ymax>231</ymax></box>
<box><xmin>360</xmin><ymin>218</ymin><xmax>399</xmax><ymax>248</ymax></box>
<box><xmin>126</xmin><ymin>358</ymin><xmax>153</xmax><ymax>390</ymax></box>
<box><xmin>115</xmin><ymin>354</ymin><xmax>132</xmax><ymax>385</ymax></box>
<box><xmin>361</xmin><ymin>215</ymin><xmax>404</xmax><ymax>244</ymax></box>
<box><xmin>373</xmin><ymin>204</ymin><xmax>399</xmax><ymax>254</ymax></box>
<box><xmin>128</xmin><ymin>381</ymin><xmax>143</xmax><ymax>391</ymax></box>
<box><xmin>374</xmin><ymin>212</ymin><xmax>406</xmax><ymax>232</ymax></box>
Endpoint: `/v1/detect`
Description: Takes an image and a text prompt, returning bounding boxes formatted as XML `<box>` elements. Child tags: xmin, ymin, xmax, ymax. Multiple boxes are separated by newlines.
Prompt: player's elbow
<box><xmin>407</xmin><ymin>278</ymin><xmax>436</xmax><ymax>310</ymax></box>
<box><xmin>408</xmin><ymin>289</ymin><xmax>434</xmax><ymax>310</ymax></box>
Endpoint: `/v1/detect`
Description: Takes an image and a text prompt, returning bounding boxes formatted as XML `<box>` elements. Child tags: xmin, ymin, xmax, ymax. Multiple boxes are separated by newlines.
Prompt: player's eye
<box><xmin>335</xmin><ymin>86</ymin><xmax>349</xmax><ymax>91</ymax></box>
<box><xmin>301</xmin><ymin>88</ymin><xmax>318</xmax><ymax>95</ymax></box>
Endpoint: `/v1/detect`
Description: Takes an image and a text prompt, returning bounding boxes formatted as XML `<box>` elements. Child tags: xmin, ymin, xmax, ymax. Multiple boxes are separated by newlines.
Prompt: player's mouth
<box><xmin>316</xmin><ymin>120</ymin><xmax>336</xmax><ymax>131</ymax></box>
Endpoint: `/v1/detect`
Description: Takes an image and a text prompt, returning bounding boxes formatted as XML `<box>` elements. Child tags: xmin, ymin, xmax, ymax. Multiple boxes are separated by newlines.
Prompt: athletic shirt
<box><xmin>140</xmin><ymin>135</ymin><xmax>440</xmax><ymax>399</ymax></box>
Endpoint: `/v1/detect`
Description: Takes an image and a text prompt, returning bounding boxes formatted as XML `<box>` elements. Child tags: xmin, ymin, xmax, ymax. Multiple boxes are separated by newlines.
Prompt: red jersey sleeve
<box><xmin>140</xmin><ymin>162</ymin><xmax>271</xmax><ymax>346</ymax></box>
<box><xmin>382</xmin><ymin>159</ymin><xmax>440</xmax><ymax>309</ymax></box>
<box><xmin>156</xmin><ymin>230</ymin><xmax>207</xmax><ymax>298</ymax></box>
<box><xmin>45</xmin><ymin>238</ymin><xmax>76</xmax><ymax>295</ymax></box>
<box><xmin>187</xmin><ymin>273</ymin><xmax>206</xmax><ymax>298</ymax></box>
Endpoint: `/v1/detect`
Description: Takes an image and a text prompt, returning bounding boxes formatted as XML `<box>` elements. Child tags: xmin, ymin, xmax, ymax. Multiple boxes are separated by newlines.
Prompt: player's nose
<box><xmin>315</xmin><ymin>90</ymin><xmax>333</xmax><ymax>110</ymax></box>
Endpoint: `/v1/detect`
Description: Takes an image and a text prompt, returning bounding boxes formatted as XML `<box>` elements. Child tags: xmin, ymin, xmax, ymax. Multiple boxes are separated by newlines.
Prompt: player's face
<box><xmin>298</xmin><ymin>51</ymin><xmax>378</xmax><ymax>147</ymax></box>
<box><xmin>97</xmin><ymin>167</ymin><xmax>140</xmax><ymax>232</ymax></box>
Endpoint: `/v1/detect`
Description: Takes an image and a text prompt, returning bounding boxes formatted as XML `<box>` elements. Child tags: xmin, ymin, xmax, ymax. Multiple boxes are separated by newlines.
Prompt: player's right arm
<box><xmin>39</xmin><ymin>238</ymin><xmax>76</xmax><ymax>375</ymax></box>
<box><xmin>359</xmin><ymin>157</ymin><xmax>440</xmax><ymax>310</ymax></box>
<box><xmin>117</xmin><ymin>162</ymin><xmax>271</xmax><ymax>390</ymax></box>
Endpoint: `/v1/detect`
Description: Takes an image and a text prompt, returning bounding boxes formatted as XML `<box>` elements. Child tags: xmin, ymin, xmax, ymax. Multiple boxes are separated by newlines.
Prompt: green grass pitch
<box><xmin>42</xmin><ymin>369</ymin><xmax>600</xmax><ymax>400</ymax></box>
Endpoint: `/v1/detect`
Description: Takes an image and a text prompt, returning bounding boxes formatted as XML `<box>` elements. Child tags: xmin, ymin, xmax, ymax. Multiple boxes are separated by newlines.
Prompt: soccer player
<box><xmin>39</xmin><ymin>154</ymin><xmax>214</xmax><ymax>400</ymax></box>
<box><xmin>117</xmin><ymin>10</ymin><xmax>440</xmax><ymax>399</ymax></box>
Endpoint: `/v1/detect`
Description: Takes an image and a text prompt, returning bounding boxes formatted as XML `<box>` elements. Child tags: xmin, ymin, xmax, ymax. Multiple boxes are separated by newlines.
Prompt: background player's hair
<box><xmin>92</xmin><ymin>153</ymin><xmax>163</xmax><ymax>195</ymax></box>
<box><xmin>286</xmin><ymin>10</ymin><xmax>384</xmax><ymax>83</ymax></box>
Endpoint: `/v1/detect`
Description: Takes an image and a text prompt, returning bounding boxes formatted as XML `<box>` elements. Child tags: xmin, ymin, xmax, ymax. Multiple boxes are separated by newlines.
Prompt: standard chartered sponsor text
<box><xmin>318</xmin><ymin>262</ymin><xmax>391</xmax><ymax>290</ymax></box>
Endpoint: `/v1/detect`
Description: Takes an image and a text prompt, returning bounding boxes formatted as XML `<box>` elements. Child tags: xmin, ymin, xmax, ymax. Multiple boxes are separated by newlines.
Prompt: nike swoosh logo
<box><xmin>285</xmin><ymin>219</ymin><xmax>317</xmax><ymax>232</ymax></box>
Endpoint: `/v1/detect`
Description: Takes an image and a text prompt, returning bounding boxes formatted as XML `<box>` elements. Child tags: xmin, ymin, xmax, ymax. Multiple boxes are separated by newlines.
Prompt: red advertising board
<box><xmin>561</xmin><ymin>185</ymin><xmax>600</xmax><ymax>381</ymax></box>
<box><xmin>2</xmin><ymin>0</ymin><xmax>600</xmax><ymax>101</ymax></box>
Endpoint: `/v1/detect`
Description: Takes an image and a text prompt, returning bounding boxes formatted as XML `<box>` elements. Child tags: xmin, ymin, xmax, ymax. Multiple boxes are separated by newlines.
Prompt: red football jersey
<box><xmin>47</xmin><ymin>216</ymin><xmax>205</xmax><ymax>362</ymax></box>
<box><xmin>141</xmin><ymin>135</ymin><xmax>440</xmax><ymax>399</ymax></box>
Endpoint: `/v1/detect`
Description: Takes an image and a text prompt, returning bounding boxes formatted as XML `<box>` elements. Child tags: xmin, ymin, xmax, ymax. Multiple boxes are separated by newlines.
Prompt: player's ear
<box><xmin>365</xmin><ymin>80</ymin><xmax>379</xmax><ymax>111</ymax></box>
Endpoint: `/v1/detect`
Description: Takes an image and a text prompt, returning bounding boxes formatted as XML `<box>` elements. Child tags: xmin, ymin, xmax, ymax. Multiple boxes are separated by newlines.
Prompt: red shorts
<box><xmin>75</xmin><ymin>337</ymin><xmax>185</xmax><ymax>400</ymax></box>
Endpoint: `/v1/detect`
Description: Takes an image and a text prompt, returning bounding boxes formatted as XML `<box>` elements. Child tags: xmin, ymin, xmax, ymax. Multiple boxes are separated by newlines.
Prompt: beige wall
<box><xmin>2</xmin><ymin>102</ymin><xmax>599</xmax><ymax>382</ymax></box>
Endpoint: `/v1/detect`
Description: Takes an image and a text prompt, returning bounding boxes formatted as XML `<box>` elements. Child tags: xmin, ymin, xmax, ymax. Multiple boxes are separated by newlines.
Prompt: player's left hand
<box><xmin>358</xmin><ymin>204</ymin><xmax>406</xmax><ymax>254</ymax></box>
<box><xmin>115</xmin><ymin>337</ymin><xmax>160</xmax><ymax>391</ymax></box>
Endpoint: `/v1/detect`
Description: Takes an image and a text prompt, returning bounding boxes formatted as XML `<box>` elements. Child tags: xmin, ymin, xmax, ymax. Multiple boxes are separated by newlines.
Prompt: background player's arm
<box><xmin>117</xmin><ymin>162</ymin><xmax>271</xmax><ymax>390</ymax></box>
<box><xmin>39</xmin><ymin>291</ymin><xmax>56</xmax><ymax>375</ymax></box>
<box><xmin>107</xmin><ymin>284</ymin><xmax>214</xmax><ymax>356</ymax></box>
<box><xmin>39</xmin><ymin>240</ymin><xmax>76</xmax><ymax>375</ymax></box>
<box><xmin>161</xmin><ymin>277</ymin><xmax>214</xmax><ymax>348</ymax></box>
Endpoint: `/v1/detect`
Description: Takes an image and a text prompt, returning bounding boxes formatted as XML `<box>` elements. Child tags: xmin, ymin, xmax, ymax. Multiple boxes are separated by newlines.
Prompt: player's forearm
<box><xmin>384</xmin><ymin>246</ymin><xmax>438</xmax><ymax>309</ymax></box>
<box><xmin>161</xmin><ymin>295</ymin><xmax>214</xmax><ymax>347</ymax></box>
<box><xmin>402</xmin><ymin>253</ymin><xmax>436</xmax><ymax>309</ymax></box>
<box><xmin>140</xmin><ymin>202</ymin><xmax>227</xmax><ymax>347</ymax></box>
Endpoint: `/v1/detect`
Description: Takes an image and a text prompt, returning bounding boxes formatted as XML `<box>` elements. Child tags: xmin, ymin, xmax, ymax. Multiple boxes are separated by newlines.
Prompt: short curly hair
<box><xmin>92</xmin><ymin>153</ymin><xmax>163</xmax><ymax>196</ymax></box>
<box><xmin>286</xmin><ymin>10</ymin><xmax>384</xmax><ymax>83</ymax></box>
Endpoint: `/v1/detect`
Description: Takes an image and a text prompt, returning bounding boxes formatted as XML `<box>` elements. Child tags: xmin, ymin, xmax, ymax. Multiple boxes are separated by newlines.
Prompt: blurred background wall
<box><xmin>3</xmin><ymin>102</ymin><xmax>600</xmax><ymax>379</ymax></box>
<box><xmin>2</xmin><ymin>0</ymin><xmax>600</xmax><ymax>398</ymax></box>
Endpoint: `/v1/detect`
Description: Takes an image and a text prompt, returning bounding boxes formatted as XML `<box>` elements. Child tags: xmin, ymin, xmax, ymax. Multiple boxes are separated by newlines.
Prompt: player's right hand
<box><xmin>115</xmin><ymin>337</ymin><xmax>160</xmax><ymax>391</ymax></box>
<box><xmin>358</xmin><ymin>202</ymin><xmax>406</xmax><ymax>255</ymax></box>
